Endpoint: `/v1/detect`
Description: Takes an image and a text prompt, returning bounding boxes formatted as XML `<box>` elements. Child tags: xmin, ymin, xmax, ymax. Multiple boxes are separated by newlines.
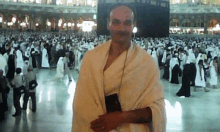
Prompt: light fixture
<box><xmin>36</xmin><ymin>23</ymin><xmax>39</xmax><ymax>26</ymax></box>
<box><xmin>58</xmin><ymin>22</ymin><xmax>62</xmax><ymax>27</ymax></box>
<box><xmin>20</xmin><ymin>22</ymin><xmax>26</xmax><ymax>27</ymax></box>
<box><xmin>93</xmin><ymin>14</ymin><xmax>96</xmax><ymax>20</ymax></box>
<box><xmin>133</xmin><ymin>27</ymin><xmax>137</xmax><ymax>34</ymax></box>
<box><xmin>12</xmin><ymin>17</ymin><xmax>16</xmax><ymax>23</ymax></box>
<box><xmin>47</xmin><ymin>22</ymin><xmax>51</xmax><ymax>26</ymax></box>
<box><xmin>64</xmin><ymin>23</ymin><xmax>67</xmax><ymax>27</ymax></box>
<box><xmin>82</xmin><ymin>21</ymin><xmax>95</xmax><ymax>32</ymax></box>
<box><xmin>72</xmin><ymin>23</ymin><xmax>75</xmax><ymax>26</ymax></box>
<box><xmin>0</xmin><ymin>17</ymin><xmax>2</xmax><ymax>23</ymax></box>
<box><xmin>68</xmin><ymin>22</ymin><xmax>71</xmax><ymax>27</ymax></box>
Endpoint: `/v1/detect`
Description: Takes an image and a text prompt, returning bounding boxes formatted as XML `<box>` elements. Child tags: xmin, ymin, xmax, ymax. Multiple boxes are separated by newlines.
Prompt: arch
<box><xmin>8</xmin><ymin>14</ymin><xmax>17</xmax><ymax>22</ymax></box>
<box><xmin>194</xmin><ymin>19</ymin><xmax>204</xmax><ymax>27</ymax></box>
<box><xmin>181</xmin><ymin>19</ymin><xmax>192</xmax><ymax>27</ymax></box>
<box><xmin>170</xmin><ymin>18</ymin><xmax>180</xmax><ymax>27</ymax></box>
<box><xmin>0</xmin><ymin>13</ymin><xmax>3</xmax><ymax>23</ymax></box>
<box><xmin>209</xmin><ymin>18</ymin><xmax>219</xmax><ymax>28</ymax></box>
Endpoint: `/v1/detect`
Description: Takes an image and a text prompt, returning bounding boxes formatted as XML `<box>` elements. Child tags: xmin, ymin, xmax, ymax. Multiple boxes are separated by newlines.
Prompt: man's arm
<box><xmin>122</xmin><ymin>107</ymin><xmax>152</xmax><ymax>124</ymax></box>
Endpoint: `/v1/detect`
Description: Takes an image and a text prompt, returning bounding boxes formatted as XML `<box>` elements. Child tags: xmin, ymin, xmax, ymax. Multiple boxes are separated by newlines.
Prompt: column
<box><xmin>42</xmin><ymin>16</ymin><xmax>47</xmax><ymax>31</ymax></box>
<box><xmin>51</xmin><ymin>0</ymin><xmax>56</xmax><ymax>4</ymax></box>
<box><xmin>204</xmin><ymin>14</ymin><xmax>208</xmax><ymax>34</ymax></box>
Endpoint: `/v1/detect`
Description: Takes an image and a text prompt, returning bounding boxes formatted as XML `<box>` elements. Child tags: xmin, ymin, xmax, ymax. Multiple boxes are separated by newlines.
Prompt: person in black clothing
<box><xmin>176</xmin><ymin>64</ymin><xmax>192</xmax><ymax>97</ymax></box>
<box><xmin>0</xmin><ymin>70</ymin><xmax>8</xmax><ymax>121</ymax></box>
<box><xmin>30</xmin><ymin>49</ymin><xmax>37</xmax><ymax>73</ymax></box>
<box><xmin>170</xmin><ymin>52</ymin><xmax>182</xmax><ymax>84</ymax></box>
<box><xmin>190</xmin><ymin>63</ymin><xmax>197</xmax><ymax>86</ymax></box>
<box><xmin>207</xmin><ymin>51</ymin><xmax>212</xmax><ymax>63</ymax></box>
<box><xmin>6</xmin><ymin>53</ymin><xmax>16</xmax><ymax>81</ymax></box>
<box><xmin>11</xmin><ymin>68</ymin><xmax>24</xmax><ymax>117</ymax></box>
<box><xmin>162</xmin><ymin>53</ymin><xmax>171</xmax><ymax>80</ymax></box>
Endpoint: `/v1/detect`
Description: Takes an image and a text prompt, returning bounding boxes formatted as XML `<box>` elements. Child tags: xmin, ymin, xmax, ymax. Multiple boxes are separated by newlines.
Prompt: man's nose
<box><xmin>117</xmin><ymin>24</ymin><xmax>126</xmax><ymax>31</ymax></box>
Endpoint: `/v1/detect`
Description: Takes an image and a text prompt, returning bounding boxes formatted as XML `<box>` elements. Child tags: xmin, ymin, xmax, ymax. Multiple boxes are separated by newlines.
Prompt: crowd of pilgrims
<box><xmin>0</xmin><ymin>31</ymin><xmax>220</xmax><ymax>121</ymax></box>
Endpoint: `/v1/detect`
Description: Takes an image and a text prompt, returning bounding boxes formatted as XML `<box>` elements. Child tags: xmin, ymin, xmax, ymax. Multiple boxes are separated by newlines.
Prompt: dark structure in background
<box><xmin>97</xmin><ymin>0</ymin><xmax>170</xmax><ymax>38</ymax></box>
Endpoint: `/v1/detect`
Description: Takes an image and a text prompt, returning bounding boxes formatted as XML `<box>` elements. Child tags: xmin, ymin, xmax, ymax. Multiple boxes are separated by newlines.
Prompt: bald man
<box><xmin>72</xmin><ymin>4</ymin><xmax>166</xmax><ymax>132</ymax></box>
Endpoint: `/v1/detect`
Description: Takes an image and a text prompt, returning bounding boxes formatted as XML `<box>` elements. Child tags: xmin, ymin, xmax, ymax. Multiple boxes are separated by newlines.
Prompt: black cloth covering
<box><xmin>176</xmin><ymin>64</ymin><xmax>192</xmax><ymax>97</ymax></box>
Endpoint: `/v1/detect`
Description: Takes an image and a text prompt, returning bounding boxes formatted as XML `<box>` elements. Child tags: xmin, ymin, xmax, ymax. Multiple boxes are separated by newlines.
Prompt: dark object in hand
<box><xmin>29</xmin><ymin>80</ymin><xmax>38</xmax><ymax>90</ymax></box>
<box><xmin>105</xmin><ymin>94</ymin><xmax>122</xmax><ymax>113</ymax></box>
<box><xmin>68</xmin><ymin>62</ymin><xmax>72</xmax><ymax>67</ymax></box>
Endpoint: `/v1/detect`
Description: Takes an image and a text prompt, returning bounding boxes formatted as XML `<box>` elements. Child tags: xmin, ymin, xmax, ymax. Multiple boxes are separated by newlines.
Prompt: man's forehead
<box><xmin>110</xmin><ymin>6</ymin><xmax>134</xmax><ymax>20</ymax></box>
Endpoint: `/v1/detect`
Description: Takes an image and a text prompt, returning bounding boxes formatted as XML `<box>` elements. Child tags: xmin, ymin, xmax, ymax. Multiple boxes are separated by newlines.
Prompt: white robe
<box><xmin>188</xmin><ymin>49</ymin><xmax>196</xmax><ymax>63</ymax></box>
<box><xmin>55</xmin><ymin>57</ymin><xmax>64</xmax><ymax>78</ymax></box>
<box><xmin>74</xmin><ymin>49</ymin><xmax>82</xmax><ymax>71</ymax></box>
<box><xmin>41</xmin><ymin>48</ymin><xmax>50</xmax><ymax>68</ymax></box>
<box><xmin>169</xmin><ymin>57</ymin><xmax>179</xmax><ymax>82</ymax></box>
<box><xmin>72</xmin><ymin>40</ymin><xmax>166</xmax><ymax>132</ymax></box>
<box><xmin>161</xmin><ymin>51</ymin><xmax>166</xmax><ymax>64</ymax></box>
<box><xmin>16</xmin><ymin>50</ymin><xmax>24</xmax><ymax>69</ymax></box>
<box><xmin>179</xmin><ymin>53</ymin><xmax>186</xmax><ymax>70</ymax></box>
<box><xmin>0</xmin><ymin>54</ymin><xmax>7</xmax><ymax>76</ymax></box>
<box><xmin>195</xmin><ymin>64</ymin><xmax>206</xmax><ymax>87</ymax></box>
<box><xmin>209</xmin><ymin>61</ymin><xmax>218</xmax><ymax>85</ymax></box>
<box><xmin>152</xmin><ymin>50</ymin><xmax>158</xmax><ymax>66</ymax></box>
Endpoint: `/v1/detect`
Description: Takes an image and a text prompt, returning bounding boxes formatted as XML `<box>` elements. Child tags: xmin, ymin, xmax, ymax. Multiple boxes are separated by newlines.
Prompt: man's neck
<box><xmin>110</xmin><ymin>40</ymin><xmax>131</xmax><ymax>56</ymax></box>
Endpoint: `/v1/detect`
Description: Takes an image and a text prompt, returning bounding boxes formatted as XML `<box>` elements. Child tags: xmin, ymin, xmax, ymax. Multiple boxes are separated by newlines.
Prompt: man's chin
<box><xmin>113</xmin><ymin>38</ymin><xmax>129</xmax><ymax>43</ymax></box>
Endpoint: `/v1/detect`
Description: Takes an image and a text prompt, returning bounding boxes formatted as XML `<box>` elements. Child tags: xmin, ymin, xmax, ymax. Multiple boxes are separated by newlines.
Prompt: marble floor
<box><xmin>0</xmin><ymin>68</ymin><xmax>220</xmax><ymax>132</ymax></box>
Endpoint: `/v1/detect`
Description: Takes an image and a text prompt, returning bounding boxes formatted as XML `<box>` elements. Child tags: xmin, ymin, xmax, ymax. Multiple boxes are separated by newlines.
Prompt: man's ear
<box><xmin>133</xmin><ymin>21</ymin><xmax>137</xmax><ymax>28</ymax></box>
<box><xmin>107</xmin><ymin>19</ymin><xmax>110</xmax><ymax>30</ymax></box>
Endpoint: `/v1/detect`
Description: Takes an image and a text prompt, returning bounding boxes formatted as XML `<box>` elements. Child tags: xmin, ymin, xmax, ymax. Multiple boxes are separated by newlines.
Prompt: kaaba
<box><xmin>97</xmin><ymin>0</ymin><xmax>170</xmax><ymax>38</ymax></box>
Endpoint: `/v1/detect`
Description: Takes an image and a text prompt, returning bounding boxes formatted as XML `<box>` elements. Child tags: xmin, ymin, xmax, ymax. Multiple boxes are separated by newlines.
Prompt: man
<box><xmin>72</xmin><ymin>4</ymin><xmax>166</xmax><ymax>132</ymax></box>
<box><xmin>0</xmin><ymin>53</ymin><xmax>8</xmax><ymax>77</ymax></box>
<box><xmin>11</xmin><ymin>68</ymin><xmax>24</xmax><ymax>117</ymax></box>
<box><xmin>15</xmin><ymin>47</ymin><xmax>24</xmax><ymax>69</ymax></box>
<box><xmin>22</xmin><ymin>66</ymin><xmax>37</xmax><ymax>112</ymax></box>
<box><xmin>64</xmin><ymin>52</ymin><xmax>72</xmax><ymax>81</ymax></box>
<box><xmin>41</xmin><ymin>45</ymin><xmax>50</xmax><ymax>68</ymax></box>
<box><xmin>0</xmin><ymin>69</ymin><xmax>7</xmax><ymax>121</ymax></box>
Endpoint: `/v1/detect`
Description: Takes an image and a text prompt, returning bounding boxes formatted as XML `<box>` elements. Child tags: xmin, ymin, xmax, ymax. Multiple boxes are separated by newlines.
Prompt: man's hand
<box><xmin>90</xmin><ymin>111</ymin><xmax>126</xmax><ymax>132</ymax></box>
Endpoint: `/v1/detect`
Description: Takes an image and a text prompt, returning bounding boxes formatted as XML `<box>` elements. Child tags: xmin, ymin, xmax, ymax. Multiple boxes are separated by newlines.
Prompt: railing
<box><xmin>171</xmin><ymin>3</ymin><xmax>220</xmax><ymax>7</ymax></box>
<box><xmin>0</xmin><ymin>1</ymin><xmax>97</xmax><ymax>7</ymax></box>
<box><xmin>170</xmin><ymin>33</ymin><xmax>220</xmax><ymax>38</ymax></box>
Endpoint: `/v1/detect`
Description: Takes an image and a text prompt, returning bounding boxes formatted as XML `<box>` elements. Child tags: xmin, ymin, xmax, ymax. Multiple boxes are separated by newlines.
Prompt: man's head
<box><xmin>15</xmin><ymin>68</ymin><xmax>22</xmax><ymax>75</ymax></box>
<box><xmin>66</xmin><ymin>52</ymin><xmax>69</xmax><ymax>57</ymax></box>
<box><xmin>198</xmin><ymin>60</ymin><xmax>203</xmax><ymax>68</ymax></box>
<box><xmin>28</xmin><ymin>66</ymin><xmax>33</xmax><ymax>72</ymax></box>
<box><xmin>0</xmin><ymin>69</ymin><xmax>3</xmax><ymax>77</ymax></box>
<box><xmin>107</xmin><ymin>4</ymin><xmax>136</xmax><ymax>43</ymax></box>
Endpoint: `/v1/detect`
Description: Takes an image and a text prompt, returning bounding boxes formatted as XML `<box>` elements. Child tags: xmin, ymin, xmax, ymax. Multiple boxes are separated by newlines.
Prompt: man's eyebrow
<box><xmin>125</xmin><ymin>19</ymin><xmax>132</xmax><ymax>22</ymax></box>
<box><xmin>112</xmin><ymin>18</ymin><xmax>120</xmax><ymax>21</ymax></box>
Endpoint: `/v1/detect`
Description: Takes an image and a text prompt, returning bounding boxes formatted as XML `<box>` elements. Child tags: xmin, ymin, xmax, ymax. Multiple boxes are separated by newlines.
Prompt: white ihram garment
<box><xmin>209</xmin><ymin>61</ymin><xmax>218</xmax><ymax>86</ymax></box>
<box><xmin>55</xmin><ymin>57</ymin><xmax>64</xmax><ymax>78</ymax></box>
<box><xmin>41</xmin><ymin>48</ymin><xmax>50</xmax><ymax>68</ymax></box>
<box><xmin>72</xmin><ymin>40</ymin><xmax>166</xmax><ymax>132</ymax></box>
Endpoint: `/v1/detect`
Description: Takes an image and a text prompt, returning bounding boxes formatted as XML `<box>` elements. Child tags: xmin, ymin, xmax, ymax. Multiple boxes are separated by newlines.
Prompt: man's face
<box><xmin>108</xmin><ymin>6</ymin><xmax>134</xmax><ymax>43</ymax></box>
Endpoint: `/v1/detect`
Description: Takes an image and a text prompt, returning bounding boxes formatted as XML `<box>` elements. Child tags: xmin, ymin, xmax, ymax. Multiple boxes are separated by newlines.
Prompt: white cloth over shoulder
<box><xmin>16</xmin><ymin>50</ymin><xmax>24</xmax><ymax>69</ymax></box>
<box><xmin>41</xmin><ymin>48</ymin><xmax>50</xmax><ymax>68</ymax></box>
<box><xmin>55</xmin><ymin>57</ymin><xmax>64</xmax><ymax>78</ymax></box>
<box><xmin>209</xmin><ymin>61</ymin><xmax>218</xmax><ymax>85</ymax></box>
<box><xmin>0</xmin><ymin>54</ymin><xmax>7</xmax><ymax>76</ymax></box>
<box><xmin>169</xmin><ymin>57</ymin><xmax>179</xmax><ymax>82</ymax></box>
<box><xmin>152</xmin><ymin>50</ymin><xmax>158</xmax><ymax>66</ymax></box>
<box><xmin>72</xmin><ymin>40</ymin><xmax>166</xmax><ymax>132</ymax></box>
<box><xmin>195</xmin><ymin>64</ymin><xmax>206</xmax><ymax>87</ymax></box>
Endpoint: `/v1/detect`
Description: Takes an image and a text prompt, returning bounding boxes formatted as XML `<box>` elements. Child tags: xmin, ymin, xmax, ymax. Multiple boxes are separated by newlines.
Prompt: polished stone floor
<box><xmin>0</xmin><ymin>68</ymin><xmax>220</xmax><ymax>132</ymax></box>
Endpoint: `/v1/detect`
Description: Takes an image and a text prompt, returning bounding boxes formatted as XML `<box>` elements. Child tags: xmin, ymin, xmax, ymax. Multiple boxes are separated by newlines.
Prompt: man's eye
<box><xmin>112</xmin><ymin>20</ymin><xmax>120</xmax><ymax>25</ymax></box>
<box><xmin>125</xmin><ymin>21</ymin><xmax>132</xmax><ymax>25</ymax></box>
